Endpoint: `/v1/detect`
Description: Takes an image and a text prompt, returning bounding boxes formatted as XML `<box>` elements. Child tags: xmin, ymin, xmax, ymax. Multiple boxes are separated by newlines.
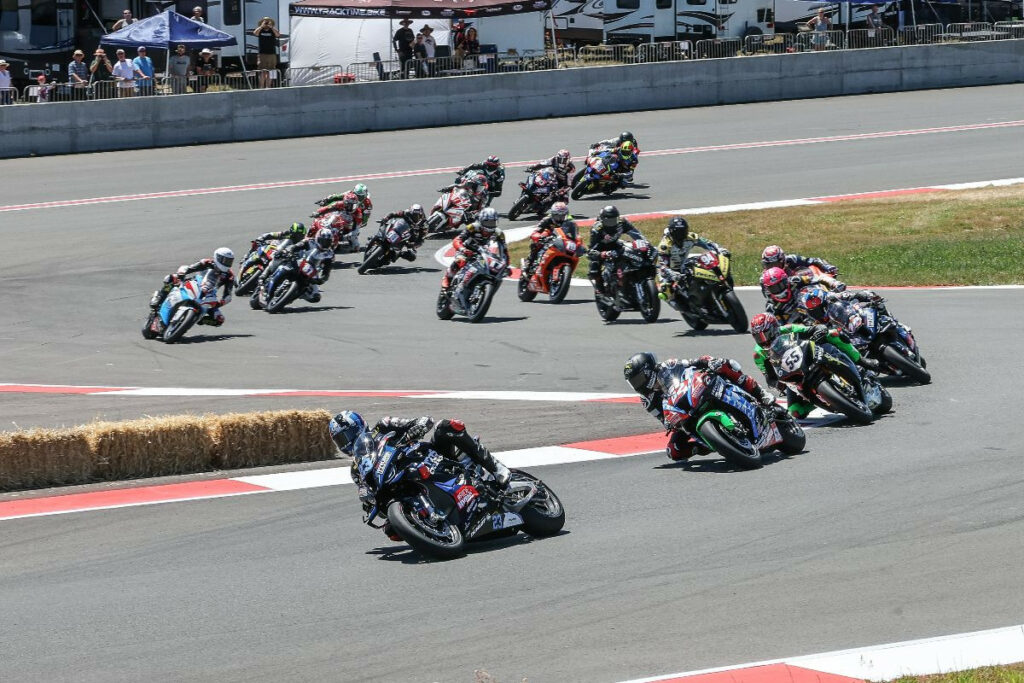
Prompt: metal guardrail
<box><xmin>898</xmin><ymin>23</ymin><xmax>944</xmax><ymax>45</ymax></box>
<box><xmin>288</xmin><ymin>65</ymin><xmax>355</xmax><ymax>86</ymax></box>
<box><xmin>846</xmin><ymin>27</ymin><xmax>896</xmax><ymax>49</ymax></box>
<box><xmin>743</xmin><ymin>33</ymin><xmax>795</xmax><ymax>55</ymax></box>
<box><xmin>0</xmin><ymin>86</ymin><xmax>16</xmax><ymax>105</ymax></box>
<box><xmin>695</xmin><ymin>38</ymin><xmax>742</xmax><ymax>59</ymax></box>
<box><xmin>994</xmin><ymin>21</ymin><xmax>1024</xmax><ymax>39</ymax></box>
<box><xmin>636</xmin><ymin>41</ymin><xmax>692</xmax><ymax>62</ymax></box>
<box><xmin>577</xmin><ymin>43</ymin><xmax>636</xmax><ymax>65</ymax></box>
<box><xmin>794</xmin><ymin>29</ymin><xmax>846</xmax><ymax>51</ymax></box>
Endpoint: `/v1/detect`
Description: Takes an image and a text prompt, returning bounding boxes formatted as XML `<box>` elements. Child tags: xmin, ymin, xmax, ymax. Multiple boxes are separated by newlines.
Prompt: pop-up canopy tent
<box><xmin>101</xmin><ymin>9</ymin><xmax>243</xmax><ymax>82</ymax></box>
<box><xmin>288</xmin><ymin>0</ymin><xmax>554</xmax><ymax>84</ymax></box>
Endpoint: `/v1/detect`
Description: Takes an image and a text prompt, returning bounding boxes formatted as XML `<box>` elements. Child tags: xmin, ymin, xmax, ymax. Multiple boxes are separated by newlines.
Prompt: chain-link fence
<box><xmin>743</xmin><ymin>33</ymin><xmax>796</xmax><ymax>55</ymax></box>
<box><xmin>694</xmin><ymin>38</ymin><xmax>743</xmax><ymax>59</ymax></box>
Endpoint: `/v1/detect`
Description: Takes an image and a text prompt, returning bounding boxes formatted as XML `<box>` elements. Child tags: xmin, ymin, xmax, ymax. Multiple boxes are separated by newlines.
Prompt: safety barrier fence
<box><xmin>3</xmin><ymin>27</ymin><xmax>1024</xmax><ymax>105</ymax></box>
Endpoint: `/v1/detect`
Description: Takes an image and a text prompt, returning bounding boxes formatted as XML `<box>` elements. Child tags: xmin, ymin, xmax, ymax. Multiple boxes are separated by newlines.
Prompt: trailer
<box><xmin>604</xmin><ymin>0</ymin><xmax>776</xmax><ymax>44</ymax></box>
<box><xmin>552</xmin><ymin>0</ymin><xmax>605</xmax><ymax>44</ymax></box>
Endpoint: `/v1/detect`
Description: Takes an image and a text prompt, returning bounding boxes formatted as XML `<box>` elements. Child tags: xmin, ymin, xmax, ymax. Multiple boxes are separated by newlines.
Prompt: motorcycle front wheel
<box><xmin>235</xmin><ymin>263</ymin><xmax>262</xmax><ymax>295</ymax></box>
<box><xmin>721</xmin><ymin>290</ymin><xmax>748</xmax><ymax>333</ymax></box>
<box><xmin>266</xmin><ymin>280</ymin><xmax>299</xmax><ymax>314</ymax></box>
<box><xmin>881</xmin><ymin>345</ymin><xmax>931</xmax><ymax>384</ymax></box>
<box><xmin>507</xmin><ymin>195</ymin><xmax>530</xmax><ymax>221</ymax></box>
<box><xmin>698</xmin><ymin>420</ymin><xmax>763</xmax><ymax>469</ymax></box>
<box><xmin>511</xmin><ymin>470</ymin><xmax>565</xmax><ymax>537</ymax></box>
<box><xmin>467</xmin><ymin>282</ymin><xmax>496</xmax><ymax>323</ymax></box>
<box><xmin>162</xmin><ymin>306</ymin><xmax>198</xmax><ymax>343</ymax></box>
<box><xmin>358</xmin><ymin>245</ymin><xmax>385</xmax><ymax>275</ymax></box>
<box><xmin>386</xmin><ymin>500</ymin><xmax>465</xmax><ymax>560</ymax></box>
<box><xmin>549</xmin><ymin>263</ymin><xmax>573</xmax><ymax>304</ymax></box>
<box><xmin>817</xmin><ymin>380</ymin><xmax>874</xmax><ymax>425</ymax></box>
<box><xmin>638</xmin><ymin>279</ymin><xmax>660</xmax><ymax>323</ymax></box>
<box><xmin>570</xmin><ymin>182</ymin><xmax>589</xmax><ymax>201</ymax></box>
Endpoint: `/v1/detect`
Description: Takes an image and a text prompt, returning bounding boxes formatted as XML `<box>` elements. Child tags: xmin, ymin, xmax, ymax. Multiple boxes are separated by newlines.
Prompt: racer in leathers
<box><xmin>253</xmin><ymin>229</ymin><xmax>335</xmax><ymax>307</ymax></box>
<box><xmin>441</xmin><ymin>207</ymin><xmax>508</xmax><ymax>291</ymax></box>
<box><xmin>525</xmin><ymin>149</ymin><xmax>575</xmax><ymax>190</ymax></box>
<box><xmin>624</xmin><ymin>352</ymin><xmax>777</xmax><ymax>461</ymax></box>
<box><xmin>796</xmin><ymin>285</ymin><xmax>892</xmax><ymax>336</ymax></box>
<box><xmin>656</xmin><ymin>216</ymin><xmax>725</xmax><ymax>297</ymax></box>
<box><xmin>454</xmin><ymin>155</ymin><xmax>505</xmax><ymax>204</ymax></box>
<box><xmin>317</xmin><ymin>183</ymin><xmax>373</xmax><ymax>227</ymax></box>
<box><xmin>760</xmin><ymin>245</ymin><xmax>843</xmax><ymax>293</ymax></box>
<box><xmin>615</xmin><ymin>141</ymin><xmax>639</xmax><ymax>186</ymax></box>
<box><xmin>375</xmin><ymin>204</ymin><xmax>427</xmax><ymax>262</ymax></box>
<box><xmin>750</xmin><ymin>312</ymin><xmax>879</xmax><ymax>418</ymax></box>
<box><xmin>252</xmin><ymin>222</ymin><xmax>306</xmax><ymax>250</ymax></box>
<box><xmin>437</xmin><ymin>177</ymin><xmax>487</xmax><ymax>214</ymax></box>
<box><xmin>148</xmin><ymin>247</ymin><xmax>235</xmax><ymax>326</ymax></box>
<box><xmin>523</xmin><ymin>202</ymin><xmax>577</xmax><ymax>275</ymax></box>
<box><xmin>587</xmin><ymin>205</ymin><xmax>643</xmax><ymax>302</ymax></box>
<box><xmin>312</xmin><ymin>192</ymin><xmax>364</xmax><ymax>252</ymax></box>
<box><xmin>761</xmin><ymin>266</ymin><xmax>834</xmax><ymax>324</ymax></box>
<box><xmin>590</xmin><ymin>130</ymin><xmax>639</xmax><ymax>153</ymax></box>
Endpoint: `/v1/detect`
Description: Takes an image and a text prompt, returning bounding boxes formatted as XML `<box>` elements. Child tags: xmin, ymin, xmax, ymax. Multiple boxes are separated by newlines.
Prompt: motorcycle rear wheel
<box><xmin>357</xmin><ymin>245</ymin><xmax>384</xmax><ymax>275</ymax></box>
<box><xmin>817</xmin><ymin>381</ymin><xmax>874</xmax><ymax>425</ymax></box>
<box><xmin>266</xmin><ymin>280</ymin><xmax>299</xmax><ymax>314</ymax></box>
<box><xmin>386</xmin><ymin>500</ymin><xmax>465</xmax><ymax>559</ymax></box>
<box><xmin>162</xmin><ymin>307</ymin><xmax>197</xmax><ymax>344</ymax></box>
<box><xmin>698</xmin><ymin>420</ymin><xmax>763</xmax><ymax>469</ymax></box>
<box><xmin>507</xmin><ymin>195</ymin><xmax>530</xmax><ymax>222</ymax></box>
<box><xmin>881</xmin><ymin>345</ymin><xmax>931</xmax><ymax>384</ymax></box>
<box><xmin>141</xmin><ymin>313</ymin><xmax>158</xmax><ymax>340</ymax></box>
<box><xmin>549</xmin><ymin>264</ymin><xmax>573</xmax><ymax>304</ymax></box>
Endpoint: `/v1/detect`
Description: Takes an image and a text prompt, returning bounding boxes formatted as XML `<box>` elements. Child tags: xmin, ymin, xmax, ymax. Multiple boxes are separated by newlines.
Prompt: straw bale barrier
<box><xmin>0</xmin><ymin>409</ymin><xmax>336</xmax><ymax>492</ymax></box>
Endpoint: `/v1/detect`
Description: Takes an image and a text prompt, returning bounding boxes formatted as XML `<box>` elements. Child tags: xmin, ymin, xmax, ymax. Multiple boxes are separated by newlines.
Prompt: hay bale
<box><xmin>0</xmin><ymin>427</ymin><xmax>93</xmax><ymax>491</ymax></box>
<box><xmin>83</xmin><ymin>415</ymin><xmax>216</xmax><ymax>481</ymax></box>
<box><xmin>211</xmin><ymin>409</ymin><xmax>334</xmax><ymax>469</ymax></box>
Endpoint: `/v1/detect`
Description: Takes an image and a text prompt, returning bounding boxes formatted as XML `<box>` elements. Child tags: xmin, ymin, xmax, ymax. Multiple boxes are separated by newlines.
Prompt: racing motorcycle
<box><xmin>354</xmin><ymin>433</ymin><xmax>565</xmax><ymax>559</ymax></box>
<box><xmin>437</xmin><ymin>239</ymin><xmax>509</xmax><ymax>323</ymax></box>
<box><xmin>358</xmin><ymin>217</ymin><xmax>417</xmax><ymax>274</ymax></box>
<box><xmin>249</xmin><ymin>252</ymin><xmax>320</xmax><ymax>313</ymax></box>
<box><xmin>236</xmin><ymin>239</ymin><xmax>288</xmax><ymax>295</ymax></box>
<box><xmin>824</xmin><ymin>296</ymin><xmax>930</xmax><ymax>384</ymax></box>
<box><xmin>593</xmin><ymin>240</ymin><xmax>660</xmax><ymax>323</ymax></box>
<box><xmin>767</xmin><ymin>333</ymin><xmax>892</xmax><ymax>424</ymax></box>
<box><xmin>570</xmin><ymin>150</ymin><xmax>622</xmax><ymax>200</ymax></box>
<box><xmin>791</xmin><ymin>264</ymin><xmax>846</xmax><ymax>292</ymax></box>
<box><xmin>455</xmin><ymin>168</ymin><xmax>496</xmax><ymax>207</ymax></box>
<box><xmin>142</xmin><ymin>277</ymin><xmax>223</xmax><ymax>344</ymax></box>
<box><xmin>310</xmin><ymin>210</ymin><xmax>359</xmax><ymax>254</ymax></box>
<box><xmin>663</xmin><ymin>365</ymin><xmax>806</xmax><ymax>469</ymax></box>
<box><xmin>663</xmin><ymin>247</ymin><xmax>748</xmax><ymax>332</ymax></box>
<box><xmin>518</xmin><ymin>225</ymin><xmax>581</xmax><ymax>304</ymax></box>
<box><xmin>506</xmin><ymin>168</ymin><xmax>569</xmax><ymax>221</ymax></box>
<box><xmin>425</xmin><ymin>186</ymin><xmax>478</xmax><ymax>235</ymax></box>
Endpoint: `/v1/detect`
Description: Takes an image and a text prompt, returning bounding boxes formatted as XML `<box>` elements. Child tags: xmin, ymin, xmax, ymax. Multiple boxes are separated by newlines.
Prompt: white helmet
<box><xmin>478</xmin><ymin>207</ymin><xmax>499</xmax><ymax>230</ymax></box>
<box><xmin>213</xmin><ymin>247</ymin><xmax>234</xmax><ymax>273</ymax></box>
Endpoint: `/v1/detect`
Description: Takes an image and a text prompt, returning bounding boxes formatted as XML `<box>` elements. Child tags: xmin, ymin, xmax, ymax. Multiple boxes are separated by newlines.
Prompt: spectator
<box><xmin>456</xmin><ymin>26</ymin><xmax>480</xmax><ymax>61</ymax></box>
<box><xmin>133</xmin><ymin>46</ymin><xmax>155</xmax><ymax>95</ymax></box>
<box><xmin>112</xmin><ymin>9</ymin><xmax>139</xmax><ymax>31</ymax></box>
<box><xmin>0</xmin><ymin>60</ymin><xmax>12</xmax><ymax>105</ymax></box>
<box><xmin>865</xmin><ymin>4</ymin><xmax>885</xmax><ymax>46</ymax></box>
<box><xmin>90</xmin><ymin>48</ymin><xmax>114</xmax><ymax>98</ymax></box>
<box><xmin>420</xmin><ymin>24</ymin><xmax>437</xmax><ymax>75</ymax></box>
<box><xmin>168</xmin><ymin>44</ymin><xmax>191</xmax><ymax>94</ymax></box>
<box><xmin>413</xmin><ymin>33</ymin><xmax>428</xmax><ymax>76</ymax></box>
<box><xmin>451</xmin><ymin>18</ymin><xmax>467</xmax><ymax>49</ymax></box>
<box><xmin>865</xmin><ymin>4</ymin><xmax>883</xmax><ymax>29</ymax></box>
<box><xmin>191</xmin><ymin>6</ymin><xmax>206</xmax><ymax>22</ymax></box>
<box><xmin>35</xmin><ymin>73</ymin><xmax>53</xmax><ymax>103</ymax></box>
<box><xmin>112</xmin><ymin>49</ymin><xmax>136</xmax><ymax>96</ymax></box>
<box><xmin>68</xmin><ymin>49</ymin><xmax>89</xmax><ymax>100</ymax></box>
<box><xmin>807</xmin><ymin>9</ymin><xmax>832</xmax><ymax>51</ymax></box>
<box><xmin>195</xmin><ymin>48</ymin><xmax>219</xmax><ymax>91</ymax></box>
<box><xmin>252</xmin><ymin>17</ymin><xmax>280</xmax><ymax>88</ymax></box>
<box><xmin>393</xmin><ymin>18</ymin><xmax>414</xmax><ymax>77</ymax></box>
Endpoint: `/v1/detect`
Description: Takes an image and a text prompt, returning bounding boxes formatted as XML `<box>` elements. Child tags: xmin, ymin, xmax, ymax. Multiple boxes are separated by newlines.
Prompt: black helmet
<box><xmin>599</xmin><ymin>205</ymin><xmax>620</xmax><ymax>230</ymax></box>
<box><xmin>624</xmin><ymin>352</ymin><xmax>658</xmax><ymax>393</ymax></box>
<box><xmin>666</xmin><ymin>216</ymin><xmax>690</xmax><ymax>244</ymax></box>
<box><xmin>620</xmin><ymin>131</ymin><xmax>636</xmax><ymax>144</ymax></box>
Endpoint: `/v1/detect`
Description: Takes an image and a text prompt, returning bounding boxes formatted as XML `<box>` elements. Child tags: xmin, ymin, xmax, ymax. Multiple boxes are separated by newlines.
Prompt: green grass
<box><xmin>510</xmin><ymin>187</ymin><xmax>1024</xmax><ymax>286</ymax></box>
<box><xmin>881</xmin><ymin>662</ymin><xmax>1024</xmax><ymax>682</ymax></box>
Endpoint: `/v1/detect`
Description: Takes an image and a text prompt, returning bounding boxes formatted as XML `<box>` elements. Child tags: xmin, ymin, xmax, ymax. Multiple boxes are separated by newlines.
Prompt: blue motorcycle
<box><xmin>142</xmin><ymin>278</ymin><xmax>222</xmax><ymax>344</ymax></box>
<box><xmin>570</xmin><ymin>150</ymin><xmax>623</xmax><ymax>200</ymax></box>
<box><xmin>355</xmin><ymin>433</ymin><xmax>564</xmax><ymax>559</ymax></box>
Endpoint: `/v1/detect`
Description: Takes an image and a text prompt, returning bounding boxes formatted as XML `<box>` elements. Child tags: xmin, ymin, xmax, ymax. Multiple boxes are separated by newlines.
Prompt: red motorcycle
<box><xmin>425</xmin><ymin>186</ymin><xmax>477</xmax><ymax>235</ymax></box>
<box><xmin>310</xmin><ymin>210</ymin><xmax>358</xmax><ymax>253</ymax></box>
<box><xmin>518</xmin><ymin>225</ymin><xmax>582</xmax><ymax>304</ymax></box>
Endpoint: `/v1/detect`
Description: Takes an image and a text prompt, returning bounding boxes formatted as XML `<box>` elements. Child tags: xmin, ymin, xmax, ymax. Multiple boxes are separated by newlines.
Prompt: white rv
<box><xmin>773</xmin><ymin>1</ymin><xmax>897</xmax><ymax>32</ymax></box>
<box><xmin>553</xmin><ymin>0</ymin><xmax>605</xmax><ymax>44</ymax></box>
<box><xmin>604</xmin><ymin>0</ymin><xmax>776</xmax><ymax>43</ymax></box>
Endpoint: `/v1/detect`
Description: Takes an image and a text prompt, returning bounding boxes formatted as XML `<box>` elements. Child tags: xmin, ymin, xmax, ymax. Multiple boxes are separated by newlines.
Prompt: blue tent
<box><xmin>101</xmin><ymin>9</ymin><xmax>238</xmax><ymax>49</ymax></box>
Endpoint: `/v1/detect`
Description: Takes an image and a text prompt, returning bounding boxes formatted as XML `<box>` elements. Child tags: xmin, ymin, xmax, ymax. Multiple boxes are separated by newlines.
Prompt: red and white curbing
<box><xmin>620</xmin><ymin>623</ymin><xmax>1024</xmax><ymax>682</ymax></box>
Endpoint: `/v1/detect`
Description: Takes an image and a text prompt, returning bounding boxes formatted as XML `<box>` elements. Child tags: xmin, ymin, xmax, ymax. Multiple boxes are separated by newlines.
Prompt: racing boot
<box><xmin>149</xmin><ymin>289</ymin><xmax>165</xmax><ymax>311</ymax></box>
<box><xmin>399</xmin><ymin>247</ymin><xmax>416</xmax><ymax>262</ymax></box>
<box><xmin>858</xmin><ymin>355</ymin><xmax>881</xmax><ymax>373</ymax></box>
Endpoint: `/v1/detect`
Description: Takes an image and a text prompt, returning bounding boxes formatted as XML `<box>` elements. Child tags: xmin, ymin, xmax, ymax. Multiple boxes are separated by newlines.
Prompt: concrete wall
<box><xmin>1</xmin><ymin>41</ymin><xmax>1022</xmax><ymax>158</ymax></box>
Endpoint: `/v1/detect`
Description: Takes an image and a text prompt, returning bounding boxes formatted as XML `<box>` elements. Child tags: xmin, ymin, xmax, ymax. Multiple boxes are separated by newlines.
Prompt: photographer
<box><xmin>252</xmin><ymin>17</ymin><xmax>280</xmax><ymax>89</ymax></box>
<box><xmin>89</xmin><ymin>49</ymin><xmax>113</xmax><ymax>99</ymax></box>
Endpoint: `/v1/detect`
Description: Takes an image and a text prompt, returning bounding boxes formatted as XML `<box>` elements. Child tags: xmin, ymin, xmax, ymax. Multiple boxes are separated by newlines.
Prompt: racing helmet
<box><xmin>798</xmin><ymin>286</ymin><xmax>829</xmax><ymax>322</ymax></box>
<box><xmin>619</xmin><ymin>131</ymin><xmax>636</xmax><ymax>145</ymax></box>
<box><xmin>555</xmin><ymin>149</ymin><xmax>571</xmax><ymax>169</ymax></box>
<box><xmin>750</xmin><ymin>312</ymin><xmax>780</xmax><ymax>346</ymax></box>
<box><xmin>463</xmin><ymin>179</ymin><xmax>480</xmax><ymax>194</ymax></box>
<box><xmin>288</xmin><ymin>222</ymin><xmax>307</xmax><ymax>239</ymax></box>
<box><xmin>341</xmin><ymin>192</ymin><xmax>359</xmax><ymax>213</ymax></box>
<box><xmin>328</xmin><ymin>411</ymin><xmax>367</xmax><ymax>455</ymax></box>
<box><xmin>484</xmin><ymin>155</ymin><xmax>501</xmax><ymax>170</ymax></box>
<box><xmin>761</xmin><ymin>245</ymin><xmax>785</xmax><ymax>270</ymax></box>
<box><xmin>599</xmin><ymin>205</ymin><xmax>620</xmax><ymax>230</ymax></box>
<box><xmin>407</xmin><ymin>204</ymin><xmax>425</xmax><ymax>225</ymax></box>
<box><xmin>352</xmin><ymin>183</ymin><xmax>369</xmax><ymax>199</ymax></box>
<box><xmin>213</xmin><ymin>247</ymin><xmax>234</xmax><ymax>273</ymax></box>
<box><xmin>761</xmin><ymin>267</ymin><xmax>792</xmax><ymax>303</ymax></box>
<box><xmin>549</xmin><ymin>201</ymin><xmax>569</xmax><ymax>224</ymax></box>
<box><xmin>315</xmin><ymin>229</ymin><xmax>334</xmax><ymax>251</ymax></box>
<box><xmin>666</xmin><ymin>216</ymin><xmax>690</xmax><ymax>245</ymax></box>
<box><xmin>478</xmin><ymin>207</ymin><xmax>499</xmax><ymax>232</ymax></box>
<box><xmin>624</xmin><ymin>352</ymin><xmax>658</xmax><ymax>394</ymax></box>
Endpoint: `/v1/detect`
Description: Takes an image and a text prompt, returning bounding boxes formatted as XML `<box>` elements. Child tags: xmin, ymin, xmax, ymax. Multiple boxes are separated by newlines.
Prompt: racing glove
<box><xmin>809</xmin><ymin>325</ymin><xmax>830</xmax><ymax>342</ymax></box>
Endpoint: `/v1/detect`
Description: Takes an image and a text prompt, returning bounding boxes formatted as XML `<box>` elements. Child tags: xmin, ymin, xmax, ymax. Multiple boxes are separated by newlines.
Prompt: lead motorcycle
<box><xmin>437</xmin><ymin>239</ymin><xmax>509</xmax><ymax>323</ymax></box>
<box><xmin>663</xmin><ymin>247</ymin><xmax>748</xmax><ymax>332</ymax></box>
<box><xmin>767</xmin><ymin>333</ymin><xmax>892</xmax><ymax>424</ymax></box>
<box><xmin>353</xmin><ymin>432</ymin><xmax>565</xmax><ymax>559</ymax></box>
<box><xmin>594</xmin><ymin>240</ymin><xmax>660</xmax><ymax>322</ymax></box>
<box><xmin>825</xmin><ymin>296</ymin><xmax>930</xmax><ymax>384</ymax></box>
<box><xmin>142</xmin><ymin>277</ymin><xmax>223</xmax><ymax>344</ymax></box>
<box><xmin>570</xmin><ymin>150</ymin><xmax>622</xmax><ymax>200</ymax></box>
<box><xmin>425</xmin><ymin>186</ymin><xmax>478</xmax><ymax>235</ymax></box>
<box><xmin>507</xmin><ymin>168</ymin><xmax>569</xmax><ymax>221</ymax></box>
<box><xmin>358</xmin><ymin>217</ymin><xmax>417</xmax><ymax>274</ymax></box>
<box><xmin>663</xmin><ymin>365</ymin><xmax>806</xmax><ymax>469</ymax></box>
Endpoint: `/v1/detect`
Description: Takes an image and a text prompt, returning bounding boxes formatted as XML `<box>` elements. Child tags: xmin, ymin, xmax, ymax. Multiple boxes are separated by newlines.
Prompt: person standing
<box><xmin>167</xmin><ymin>44</ymin><xmax>192</xmax><ymax>94</ymax></box>
<box><xmin>393</xmin><ymin>18</ymin><xmax>414</xmax><ymax>78</ymax></box>
<box><xmin>0</xmin><ymin>60</ymin><xmax>12</xmax><ymax>105</ymax></box>
<box><xmin>807</xmin><ymin>9</ymin><xmax>832</xmax><ymax>51</ymax></box>
<box><xmin>112</xmin><ymin>9</ymin><xmax>139</xmax><ymax>31</ymax></box>
<box><xmin>252</xmin><ymin>17</ymin><xmax>280</xmax><ymax>88</ymax></box>
<box><xmin>89</xmin><ymin>48</ymin><xmax>113</xmax><ymax>98</ymax></box>
<box><xmin>191</xmin><ymin>5</ymin><xmax>206</xmax><ymax>22</ymax></box>
<box><xmin>112</xmin><ymin>48</ymin><xmax>136</xmax><ymax>97</ymax></box>
<box><xmin>68</xmin><ymin>49</ymin><xmax>89</xmax><ymax>101</ymax></box>
<box><xmin>420</xmin><ymin>24</ymin><xmax>437</xmax><ymax>75</ymax></box>
<box><xmin>133</xmin><ymin>46</ymin><xmax>155</xmax><ymax>96</ymax></box>
<box><xmin>865</xmin><ymin>4</ymin><xmax>885</xmax><ymax>46</ymax></box>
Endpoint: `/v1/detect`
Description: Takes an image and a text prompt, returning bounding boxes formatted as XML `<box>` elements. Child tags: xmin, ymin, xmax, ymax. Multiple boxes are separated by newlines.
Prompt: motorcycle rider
<box><xmin>615</xmin><ymin>140</ymin><xmax>639</xmax><ymax>187</ymax></box>
<box><xmin>441</xmin><ymin>207</ymin><xmax>508</xmax><ymax>291</ymax></box>
<box><xmin>525</xmin><ymin>149</ymin><xmax>575</xmax><ymax>190</ymax></box>
<box><xmin>148</xmin><ymin>247</ymin><xmax>235</xmax><ymax>326</ymax></box>
<box><xmin>590</xmin><ymin>131</ymin><xmax>640</xmax><ymax>153</ymax></box>
<box><xmin>455</xmin><ymin>155</ymin><xmax>505</xmax><ymax>204</ymax></box>
<box><xmin>761</xmin><ymin>266</ymin><xmax>833</xmax><ymax>324</ymax></box>
<box><xmin>437</xmin><ymin>176</ymin><xmax>487</xmax><ymax>214</ymax></box>
<box><xmin>656</xmin><ymin>216</ymin><xmax>725</xmax><ymax>298</ymax></box>
<box><xmin>523</xmin><ymin>201</ymin><xmax>577</xmax><ymax>275</ymax></box>
<box><xmin>252</xmin><ymin>222</ymin><xmax>307</xmax><ymax>250</ymax></box>
<box><xmin>253</xmin><ymin>229</ymin><xmax>335</xmax><ymax>307</ymax></box>
<box><xmin>587</xmin><ymin>205</ymin><xmax>643</xmax><ymax>304</ymax></box>
<box><xmin>318</xmin><ymin>183</ymin><xmax>373</xmax><ymax>227</ymax></box>
<box><xmin>760</xmin><ymin>245</ymin><xmax>843</xmax><ymax>293</ymax></box>
<box><xmin>312</xmin><ymin>191</ymin><xmax>364</xmax><ymax>252</ymax></box>
<box><xmin>624</xmin><ymin>352</ymin><xmax>777</xmax><ymax>461</ymax></box>
<box><xmin>375</xmin><ymin>204</ymin><xmax>427</xmax><ymax>262</ymax></box>
<box><xmin>797</xmin><ymin>285</ymin><xmax>892</xmax><ymax>328</ymax></box>
<box><xmin>750</xmin><ymin>312</ymin><xmax>879</xmax><ymax>418</ymax></box>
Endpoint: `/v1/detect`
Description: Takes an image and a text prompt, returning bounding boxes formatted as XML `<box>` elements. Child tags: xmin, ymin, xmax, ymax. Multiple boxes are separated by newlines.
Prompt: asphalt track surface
<box><xmin>2</xmin><ymin>85</ymin><xmax>1023</xmax><ymax>682</ymax></box>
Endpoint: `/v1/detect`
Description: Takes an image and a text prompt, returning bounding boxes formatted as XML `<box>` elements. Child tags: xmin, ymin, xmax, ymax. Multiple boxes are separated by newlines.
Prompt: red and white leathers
<box><xmin>151</xmin><ymin>259</ymin><xmax>235</xmax><ymax>326</ymax></box>
<box><xmin>442</xmin><ymin>224</ymin><xmax>508</xmax><ymax>289</ymax></box>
